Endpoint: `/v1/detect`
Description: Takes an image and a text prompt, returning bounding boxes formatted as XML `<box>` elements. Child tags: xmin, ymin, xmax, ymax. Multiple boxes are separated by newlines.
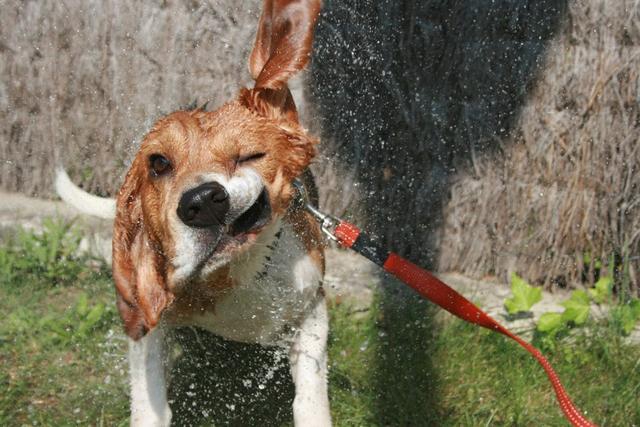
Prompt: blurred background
<box><xmin>1</xmin><ymin>0</ymin><xmax>639</xmax><ymax>425</ymax></box>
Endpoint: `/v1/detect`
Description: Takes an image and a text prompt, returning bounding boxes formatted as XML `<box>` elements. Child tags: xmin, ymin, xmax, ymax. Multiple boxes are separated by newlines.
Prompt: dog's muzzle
<box><xmin>177</xmin><ymin>176</ymin><xmax>271</xmax><ymax>236</ymax></box>
<box><xmin>229</xmin><ymin>188</ymin><xmax>271</xmax><ymax>235</ymax></box>
<box><xmin>177</xmin><ymin>182</ymin><xmax>230</xmax><ymax>228</ymax></box>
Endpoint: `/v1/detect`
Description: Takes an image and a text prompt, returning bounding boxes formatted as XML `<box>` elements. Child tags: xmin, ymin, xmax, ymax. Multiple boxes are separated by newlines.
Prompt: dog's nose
<box><xmin>177</xmin><ymin>182</ymin><xmax>230</xmax><ymax>228</ymax></box>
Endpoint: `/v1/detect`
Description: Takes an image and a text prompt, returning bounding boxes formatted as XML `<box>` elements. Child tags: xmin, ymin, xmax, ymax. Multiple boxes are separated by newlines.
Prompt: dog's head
<box><xmin>113</xmin><ymin>0</ymin><xmax>322</xmax><ymax>340</ymax></box>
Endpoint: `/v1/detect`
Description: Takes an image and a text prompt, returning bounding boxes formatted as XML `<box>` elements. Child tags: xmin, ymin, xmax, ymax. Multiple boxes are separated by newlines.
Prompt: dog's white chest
<box><xmin>189</xmin><ymin>222</ymin><xmax>322</xmax><ymax>345</ymax></box>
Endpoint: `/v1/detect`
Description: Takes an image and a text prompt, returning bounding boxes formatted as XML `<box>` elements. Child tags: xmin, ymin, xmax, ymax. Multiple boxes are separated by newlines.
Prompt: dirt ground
<box><xmin>1</xmin><ymin>189</ymin><xmax>637</xmax><ymax>343</ymax></box>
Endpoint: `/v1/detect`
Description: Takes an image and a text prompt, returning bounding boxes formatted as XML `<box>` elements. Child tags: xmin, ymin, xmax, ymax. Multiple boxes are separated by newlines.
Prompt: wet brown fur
<box><xmin>112</xmin><ymin>0</ymin><xmax>323</xmax><ymax>340</ymax></box>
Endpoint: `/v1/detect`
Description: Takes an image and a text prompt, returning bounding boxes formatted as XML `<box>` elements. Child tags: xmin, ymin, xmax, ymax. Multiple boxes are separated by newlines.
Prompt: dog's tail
<box><xmin>55</xmin><ymin>168</ymin><xmax>116</xmax><ymax>219</ymax></box>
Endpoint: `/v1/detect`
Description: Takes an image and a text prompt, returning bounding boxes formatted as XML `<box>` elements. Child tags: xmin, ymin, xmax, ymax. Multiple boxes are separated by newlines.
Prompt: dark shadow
<box><xmin>167</xmin><ymin>327</ymin><xmax>294</xmax><ymax>427</ymax></box>
<box><xmin>308</xmin><ymin>0</ymin><xmax>568</xmax><ymax>424</ymax></box>
<box><xmin>373</xmin><ymin>283</ymin><xmax>442</xmax><ymax>425</ymax></box>
<box><xmin>309</xmin><ymin>0</ymin><xmax>569</xmax><ymax>265</ymax></box>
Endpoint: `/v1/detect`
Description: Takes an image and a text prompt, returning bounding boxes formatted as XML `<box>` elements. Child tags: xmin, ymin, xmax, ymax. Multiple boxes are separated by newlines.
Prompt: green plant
<box><xmin>588</xmin><ymin>276</ymin><xmax>613</xmax><ymax>304</ymax></box>
<box><xmin>44</xmin><ymin>293</ymin><xmax>109</xmax><ymax>344</ymax></box>
<box><xmin>0</xmin><ymin>218</ymin><xmax>84</xmax><ymax>287</ymax></box>
<box><xmin>3</xmin><ymin>293</ymin><xmax>111</xmax><ymax>347</ymax></box>
<box><xmin>504</xmin><ymin>272</ymin><xmax>542</xmax><ymax>315</ymax></box>
<box><xmin>536</xmin><ymin>290</ymin><xmax>591</xmax><ymax>340</ymax></box>
<box><xmin>595</xmin><ymin>248</ymin><xmax>640</xmax><ymax>336</ymax></box>
<box><xmin>0</xmin><ymin>254</ymin><xmax>127</xmax><ymax>426</ymax></box>
<box><xmin>617</xmin><ymin>244</ymin><xmax>633</xmax><ymax>299</ymax></box>
<box><xmin>582</xmin><ymin>252</ymin><xmax>603</xmax><ymax>270</ymax></box>
<box><xmin>2</xmin><ymin>260</ymin><xmax>640</xmax><ymax>425</ymax></box>
<box><xmin>0</xmin><ymin>246</ymin><xmax>18</xmax><ymax>285</ymax></box>
<box><xmin>536</xmin><ymin>311</ymin><xmax>564</xmax><ymax>336</ymax></box>
<box><xmin>535</xmin><ymin>271</ymin><xmax>640</xmax><ymax>342</ymax></box>
<box><xmin>560</xmin><ymin>290</ymin><xmax>591</xmax><ymax>325</ymax></box>
<box><xmin>611</xmin><ymin>299</ymin><xmax>640</xmax><ymax>336</ymax></box>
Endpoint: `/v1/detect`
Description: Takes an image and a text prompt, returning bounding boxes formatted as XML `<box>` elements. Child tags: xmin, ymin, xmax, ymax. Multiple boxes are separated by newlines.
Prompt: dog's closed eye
<box><xmin>236</xmin><ymin>152</ymin><xmax>266</xmax><ymax>165</ymax></box>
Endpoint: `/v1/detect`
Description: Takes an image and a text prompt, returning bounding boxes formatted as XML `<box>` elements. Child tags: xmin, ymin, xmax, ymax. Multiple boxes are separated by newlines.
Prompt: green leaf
<box><xmin>613</xmin><ymin>299</ymin><xmax>640</xmax><ymax>336</ymax></box>
<box><xmin>76</xmin><ymin>293</ymin><xmax>89</xmax><ymax>317</ymax></box>
<box><xmin>504</xmin><ymin>273</ymin><xmax>542</xmax><ymax>314</ymax></box>
<box><xmin>537</xmin><ymin>312</ymin><xmax>564</xmax><ymax>333</ymax></box>
<box><xmin>85</xmin><ymin>303</ymin><xmax>105</xmax><ymax>326</ymax></box>
<box><xmin>589</xmin><ymin>276</ymin><xmax>613</xmax><ymax>304</ymax></box>
<box><xmin>631</xmin><ymin>299</ymin><xmax>640</xmax><ymax>317</ymax></box>
<box><xmin>561</xmin><ymin>290</ymin><xmax>590</xmax><ymax>325</ymax></box>
<box><xmin>77</xmin><ymin>303</ymin><xmax>105</xmax><ymax>337</ymax></box>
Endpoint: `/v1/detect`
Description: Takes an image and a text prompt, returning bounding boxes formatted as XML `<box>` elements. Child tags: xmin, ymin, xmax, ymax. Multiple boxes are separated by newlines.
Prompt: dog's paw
<box><xmin>130</xmin><ymin>404</ymin><xmax>172</xmax><ymax>427</ymax></box>
<box><xmin>293</xmin><ymin>395</ymin><xmax>331</xmax><ymax>427</ymax></box>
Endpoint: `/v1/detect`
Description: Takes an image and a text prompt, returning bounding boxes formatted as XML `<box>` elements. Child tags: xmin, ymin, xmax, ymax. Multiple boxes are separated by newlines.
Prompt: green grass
<box><xmin>0</xmin><ymin>263</ymin><xmax>129</xmax><ymax>426</ymax></box>
<box><xmin>0</xmin><ymin>220</ymin><xmax>129</xmax><ymax>426</ymax></box>
<box><xmin>1</xmin><ymin>222</ymin><xmax>639</xmax><ymax>426</ymax></box>
<box><xmin>329</xmin><ymin>290</ymin><xmax>640</xmax><ymax>426</ymax></box>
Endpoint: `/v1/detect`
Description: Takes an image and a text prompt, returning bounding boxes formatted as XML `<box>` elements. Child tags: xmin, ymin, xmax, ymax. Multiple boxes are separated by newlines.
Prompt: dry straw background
<box><xmin>0</xmin><ymin>0</ymin><xmax>638</xmax><ymax>293</ymax></box>
<box><xmin>437</xmin><ymin>1</ymin><xmax>640</xmax><ymax>292</ymax></box>
<box><xmin>0</xmin><ymin>0</ymin><xmax>259</xmax><ymax>196</ymax></box>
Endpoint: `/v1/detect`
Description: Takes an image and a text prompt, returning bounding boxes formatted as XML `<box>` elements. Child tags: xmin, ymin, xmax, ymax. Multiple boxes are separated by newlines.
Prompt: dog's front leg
<box><xmin>289</xmin><ymin>296</ymin><xmax>332</xmax><ymax>427</ymax></box>
<box><xmin>128</xmin><ymin>326</ymin><xmax>172</xmax><ymax>427</ymax></box>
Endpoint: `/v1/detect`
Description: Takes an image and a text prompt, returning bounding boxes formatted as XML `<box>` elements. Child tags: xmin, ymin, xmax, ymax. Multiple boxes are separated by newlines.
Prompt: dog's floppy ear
<box><xmin>242</xmin><ymin>0</ymin><xmax>321</xmax><ymax>122</ymax></box>
<box><xmin>249</xmin><ymin>0</ymin><xmax>322</xmax><ymax>90</ymax></box>
<box><xmin>112</xmin><ymin>159</ymin><xmax>173</xmax><ymax>340</ymax></box>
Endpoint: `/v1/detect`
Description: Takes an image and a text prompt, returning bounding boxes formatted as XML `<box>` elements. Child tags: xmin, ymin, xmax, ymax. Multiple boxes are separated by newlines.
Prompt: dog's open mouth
<box><xmin>197</xmin><ymin>188</ymin><xmax>272</xmax><ymax>263</ymax></box>
<box><xmin>229</xmin><ymin>188</ymin><xmax>271</xmax><ymax>238</ymax></box>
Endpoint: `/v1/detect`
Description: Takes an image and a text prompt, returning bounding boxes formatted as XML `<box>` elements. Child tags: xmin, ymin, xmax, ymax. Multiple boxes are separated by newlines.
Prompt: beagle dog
<box><xmin>57</xmin><ymin>1</ymin><xmax>331</xmax><ymax>425</ymax></box>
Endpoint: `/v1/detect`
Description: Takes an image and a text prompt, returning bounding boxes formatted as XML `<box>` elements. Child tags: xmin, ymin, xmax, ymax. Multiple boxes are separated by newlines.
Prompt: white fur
<box><xmin>190</xmin><ymin>222</ymin><xmax>323</xmax><ymax>345</ymax></box>
<box><xmin>227</xmin><ymin>219</ymin><xmax>284</xmax><ymax>285</ymax></box>
<box><xmin>170</xmin><ymin>167</ymin><xmax>266</xmax><ymax>285</ymax></box>
<box><xmin>169</xmin><ymin>224</ymin><xmax>220</xmax><ymax>286</ymax></box>
<box><xmin>221</xmin><ymin>167</ymin><xmax>265</xmax><ymax>221</ymax></box>
<box><xmin>54</xmin><ymin>167</ymin><xmax>116</xmax><ymax>219</ymax></box>
<box><xmin>198</xmin><ymin>167</ymin><xmax>264</xmax><ymax>221</ymax></box>
<box><xmin>129</xmin><ymin>327</ymin><xmax>172</xmax><ymax>427</ymax></box>
<box><xmin>290</xmin><ymin>298</ymin><xmax>331</xmax><ymax>427</ymax></box>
